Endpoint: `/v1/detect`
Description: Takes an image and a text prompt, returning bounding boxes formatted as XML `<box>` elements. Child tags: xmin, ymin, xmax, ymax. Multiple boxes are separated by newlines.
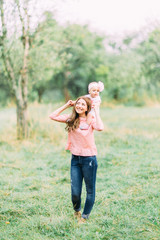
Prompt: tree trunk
<box><xmin>0</xmin><ymin>0</ymin><xmax>30</xmax><ymax>140</ymax></box>
<box><xmin>38</xmin><ymin>93</ymin><xmax>42</xmax><ymax>103</ymax></box>
<box><xmin>16</xmin><ymin>101</ymin><xmax>28</xmax><ymax>139</ymax></box>
<box><xmin>37</xmin><ymin>87</ymin><xmax>44</xmax><ymax>103</ymax></box>
<box><xmin>64</xmin><ymin>71</ymin><xmax>71</xmax><ymax>102</ymax></box>
<box><xmin>64</xmin><ymin>86</ymin><xmax>70</xmax><ymax>102</ymax></box>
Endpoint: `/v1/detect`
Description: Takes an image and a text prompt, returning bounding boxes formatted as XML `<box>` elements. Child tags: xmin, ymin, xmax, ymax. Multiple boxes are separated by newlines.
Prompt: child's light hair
<box><xmin>88</xmin><ymin>81</ymin><xmax>104</xmax><ymax>93</ymax></box>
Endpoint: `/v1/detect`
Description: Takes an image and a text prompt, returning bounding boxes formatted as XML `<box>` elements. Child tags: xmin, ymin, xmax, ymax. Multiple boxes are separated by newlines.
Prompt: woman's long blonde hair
<box><xmin>65</xmin><ymin>96</ymin><xmax>92</xmax><ymax>132</ymax></box>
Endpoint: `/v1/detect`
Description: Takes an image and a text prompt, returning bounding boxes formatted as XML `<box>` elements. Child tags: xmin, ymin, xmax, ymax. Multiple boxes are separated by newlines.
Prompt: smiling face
<box><xmin>89</xmin><ymin>86</ymin><xmax>99</xmax><ymax>98</ymax></box>
<box><xmin>75</xmin><ymin>98</ymin><xmax>87</xmax><ymax>117</ymax></box>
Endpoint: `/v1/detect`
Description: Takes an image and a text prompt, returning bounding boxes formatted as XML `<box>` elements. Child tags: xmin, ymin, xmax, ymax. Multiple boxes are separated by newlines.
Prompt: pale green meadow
<box><xmin>0</xmin><ymin>103</ymin><xmax>160</xmax><ymax>240</ymax></box>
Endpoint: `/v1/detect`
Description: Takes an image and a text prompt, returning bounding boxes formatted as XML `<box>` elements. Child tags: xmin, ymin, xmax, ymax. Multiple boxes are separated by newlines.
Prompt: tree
<box><xmin>0</xmin><ymin>0</ymin><xmax>30</xmax><ymax>139</ymax></box>
<box><xmin>138</xmin><ymin>28</ymin><xmax>160</xmax><ymax>95</ymax></box>
<box><xmin>105</xmin><ymin>49</ymin><xmax>143</xmax><ymax>101</ymax></box>
<box><xmin>0</xmin><ymin>58</ymin><xmax>13</xmax><ymax>105</ymax></box>
<box><xmin>31</xmin><ymin>21</ymin><xmax>108</xmax><ymax>102</ymax></box>
<box><xmin>28</xmin><ymin>12</ymin><xmax>61</xmax><ymax>103</ymax></box>
<box><xmin>53</xmin><ymin>24</ymin><xmax>107</xmax><ymax>101</ymax></box>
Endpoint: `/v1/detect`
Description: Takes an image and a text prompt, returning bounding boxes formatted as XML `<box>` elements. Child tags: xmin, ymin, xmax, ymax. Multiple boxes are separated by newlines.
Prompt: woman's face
<box><xmin>75</xmin><ymin>98</ymin><xmax>87</xmax><ymax>116</ymax></box>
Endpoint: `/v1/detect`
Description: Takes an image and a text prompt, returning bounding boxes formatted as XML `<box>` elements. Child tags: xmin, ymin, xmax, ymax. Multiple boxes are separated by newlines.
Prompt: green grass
<box><xmin>0</xmin><ymin>103</ymin><xmax>160</xmax><ymax>240</ymax></box>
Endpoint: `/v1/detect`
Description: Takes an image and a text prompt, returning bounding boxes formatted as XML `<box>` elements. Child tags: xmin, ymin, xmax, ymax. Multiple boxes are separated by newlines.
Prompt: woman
<box><xmin>49</xmin><ymin>96</ymin><xmax>104</xmax><ymax>223</ymax></box>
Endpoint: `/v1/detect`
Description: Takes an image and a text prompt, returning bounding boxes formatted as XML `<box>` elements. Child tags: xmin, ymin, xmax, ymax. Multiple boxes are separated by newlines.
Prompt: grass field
<box><xmin>0</xmin><ymin>103</ymin><xmax>160</xmax><ymax>240</ymax></box>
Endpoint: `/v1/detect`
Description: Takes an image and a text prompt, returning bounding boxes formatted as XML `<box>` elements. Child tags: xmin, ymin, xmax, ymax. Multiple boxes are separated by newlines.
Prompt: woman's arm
<box><xmin>49</xmin><ymin>100</ymin><xmax>74</xmax><ymax>122</ymax></box>
<box><xmin>92</xmin><ymin>103</ymin><xmax>104</xmax><ymax>131</ymax></box>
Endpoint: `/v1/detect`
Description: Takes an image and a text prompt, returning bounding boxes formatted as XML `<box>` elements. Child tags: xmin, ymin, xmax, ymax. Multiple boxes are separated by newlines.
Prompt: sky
<box><xmin>3</xmin><ymin>0</ymin><xmax>160</xmax><ymax>39</ymax></box>
<box><xmin>35</xmin><ymin>0</ymin><xmax>160</xmax><ymax>36</ymax></box>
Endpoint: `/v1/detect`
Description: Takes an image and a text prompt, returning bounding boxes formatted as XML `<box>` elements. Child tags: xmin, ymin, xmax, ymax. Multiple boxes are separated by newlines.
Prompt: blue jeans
<box><xmin>71</xmin><ymin>154</ymin><xmax>98</xmax><ymax>219</ymax></box>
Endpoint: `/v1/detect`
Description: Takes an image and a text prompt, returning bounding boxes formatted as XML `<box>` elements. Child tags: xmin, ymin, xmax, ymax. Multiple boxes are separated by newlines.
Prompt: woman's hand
<box><xmin>65</xmin><ymin>100</ymin><xmax>75</xmax><ymax>108</ymax></box>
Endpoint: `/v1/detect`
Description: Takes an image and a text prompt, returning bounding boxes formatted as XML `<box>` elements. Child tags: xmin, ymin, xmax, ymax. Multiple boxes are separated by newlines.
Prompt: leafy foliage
<box><xmin>138</xmin><ymin>29</ymin><xmax>160</xmax><ymax>96</ymax></box>
<box><xmin>1</xmin><ymin>8</ymin><xmax>160</xmax><ymax>105</ymax></box>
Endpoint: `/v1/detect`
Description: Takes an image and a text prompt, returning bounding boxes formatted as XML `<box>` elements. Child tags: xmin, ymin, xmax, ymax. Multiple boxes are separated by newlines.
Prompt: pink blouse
<box><xmin>49</xmin><ymin>112</ymin><xmax>103</xmax><ymax>156</ymax></box>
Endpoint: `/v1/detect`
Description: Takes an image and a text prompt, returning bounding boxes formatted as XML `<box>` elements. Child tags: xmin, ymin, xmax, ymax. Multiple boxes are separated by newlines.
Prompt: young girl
<box><xmin>49</xmin><ymin>96</ymin><xmax>104</xmax><ymax>224</ymax></box>
<box><xmin>80</xmin><ymin>81</ymin><xmax>104</xmax><ymax>130</ymax></box>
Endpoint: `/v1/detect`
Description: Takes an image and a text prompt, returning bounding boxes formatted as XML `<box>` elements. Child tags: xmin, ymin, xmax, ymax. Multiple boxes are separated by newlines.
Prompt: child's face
<box><xmin>89</xmin><ymin>86</ymin><xmax>99</xmax><ymax>98</ymax></box>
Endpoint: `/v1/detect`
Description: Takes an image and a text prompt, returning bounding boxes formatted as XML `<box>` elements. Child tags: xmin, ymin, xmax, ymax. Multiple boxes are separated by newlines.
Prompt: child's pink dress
<box><xmin>85</xmin><ymin>94</ymin><xmax>101</xmax><ymax>118</ymax></box>
<box><xmin>79</xmin><ymin>95</ymin><xmax>101</xmax><ymax>130</ymax></box>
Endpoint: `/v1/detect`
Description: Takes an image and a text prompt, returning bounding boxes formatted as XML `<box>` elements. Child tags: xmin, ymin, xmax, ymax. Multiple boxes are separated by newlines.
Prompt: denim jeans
<box><xmin>71</xmin><ymin>154</ymin><xmax>98</xmax><ymax>219</ymax></box>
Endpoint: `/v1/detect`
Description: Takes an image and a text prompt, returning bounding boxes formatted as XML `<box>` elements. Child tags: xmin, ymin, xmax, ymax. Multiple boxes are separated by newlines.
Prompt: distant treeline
<box><xmin>1</xmin><ymin>11</ymin><xmax>160</xmax><ymax>106</ymax></box>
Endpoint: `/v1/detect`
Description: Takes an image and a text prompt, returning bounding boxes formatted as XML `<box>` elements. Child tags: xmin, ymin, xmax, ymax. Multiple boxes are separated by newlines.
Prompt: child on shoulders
<box><xmin>80</xmin><ymin>81</ymin><xmax>104</xmax><ymax>130</ymax></box>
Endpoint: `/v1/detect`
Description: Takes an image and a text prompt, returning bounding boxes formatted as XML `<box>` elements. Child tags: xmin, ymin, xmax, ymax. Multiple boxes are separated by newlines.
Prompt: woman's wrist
<box><xmin>64</xmin><ymin>103</ymin><xmax>68</xmax><ymax>108</ymax></box>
